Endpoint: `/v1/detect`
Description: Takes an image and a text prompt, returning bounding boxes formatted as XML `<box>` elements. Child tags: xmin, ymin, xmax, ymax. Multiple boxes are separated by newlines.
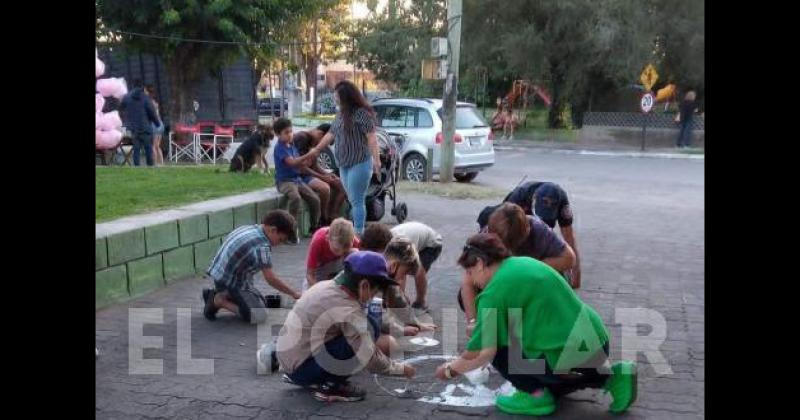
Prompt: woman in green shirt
<box><xmin>435</xmin><ymin>233</ymin><xmax>637</xmax><ymax>416</ymax></box>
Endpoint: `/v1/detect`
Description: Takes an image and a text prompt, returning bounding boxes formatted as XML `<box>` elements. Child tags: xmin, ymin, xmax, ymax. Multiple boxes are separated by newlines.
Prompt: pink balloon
<box><xmin>97</xmin><ymin>111</ymin><xmax>123</xmax><ymax>131</ymax></box>
<box><xmin>96</xmin><ymin>112</ymin><xmax>104</xmax><ymax>129</ymax></box>
<box><xmin>96</xmin><ymin>129</ymin><xmax>122</xmax><ymax>150</ymax></box>
<box><xmin>96</xmin><ymin>57</ymin><xmax>105</xmax><ymax>78</ymax></box>
<box><xmin>96</xmin><ymin>78</ymin><xmax>128</xmax><ymax>99</ymax></box>
<box><xmin>96</xmin><ymin>94</ymin><xmax>105</xmax><ymax>113</ymax></box>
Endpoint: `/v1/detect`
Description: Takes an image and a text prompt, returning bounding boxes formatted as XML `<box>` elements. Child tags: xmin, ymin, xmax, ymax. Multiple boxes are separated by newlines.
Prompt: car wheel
<box><xmin>403</xmin><ymin>153</ymin><xmax>427</xmax><ymax>182</ymax></box>
<box><xmin>317</xmin><ymin>147</ymin><xmax>336</xmax><ymax>173</ymax></box>
<box><xmin>454</xmin><ymin>172</ymin><xmax>479</xmax><ymax>183</ymax></box>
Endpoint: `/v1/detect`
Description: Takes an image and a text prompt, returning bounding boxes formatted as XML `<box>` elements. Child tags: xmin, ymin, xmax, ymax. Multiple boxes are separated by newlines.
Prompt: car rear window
<box><xmin>437</xmin><ymin>106</ymin><xmax>488</xmax><ymax>129</ymax></box>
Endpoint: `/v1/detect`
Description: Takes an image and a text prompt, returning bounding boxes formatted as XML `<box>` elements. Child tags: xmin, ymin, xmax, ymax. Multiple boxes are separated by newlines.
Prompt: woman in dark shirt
<box><xmin>313</xmin><ymin>81</ymin><xmax>380</xmax><ymax>235</ymax></box>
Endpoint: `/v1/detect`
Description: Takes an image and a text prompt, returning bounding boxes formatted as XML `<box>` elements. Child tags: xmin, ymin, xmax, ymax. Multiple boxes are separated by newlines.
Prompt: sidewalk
<box><xmin>96</xmin><ymin>189</ymin><xmax>704</xmax><ymax>419</ymax></box>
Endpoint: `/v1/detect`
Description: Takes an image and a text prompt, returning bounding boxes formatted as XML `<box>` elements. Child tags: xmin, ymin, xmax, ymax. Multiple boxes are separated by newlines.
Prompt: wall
<box><xmin>95</xmin><ymin>190</ymin><xmax>312</xmax><ymax>310</ymax></box>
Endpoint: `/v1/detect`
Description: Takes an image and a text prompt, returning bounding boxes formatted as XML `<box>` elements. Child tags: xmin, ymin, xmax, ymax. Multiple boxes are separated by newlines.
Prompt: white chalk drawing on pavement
<box><xmin>373</xmin><ymin>354</ymin><xmax>516</xmax><ymax>407</ymax></box>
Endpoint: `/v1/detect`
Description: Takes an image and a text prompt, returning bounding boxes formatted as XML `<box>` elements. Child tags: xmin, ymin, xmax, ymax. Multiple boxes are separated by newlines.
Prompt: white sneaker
<box><xmin>508</xmin><ymin>135</ymin><xmax>514</xmax><ymax>141</ymax></box>
<box><xmin>256</xmin><ymin>341</ymin><xmax>278</xmax><ymax>375</ymax></box>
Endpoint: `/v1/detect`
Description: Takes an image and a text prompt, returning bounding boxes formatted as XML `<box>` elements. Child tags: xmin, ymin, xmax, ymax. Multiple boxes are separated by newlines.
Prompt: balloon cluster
<box><xmin>95</xmin><ymin>50</ymin><xmax>128</xmax><ymax>150</ymax></box>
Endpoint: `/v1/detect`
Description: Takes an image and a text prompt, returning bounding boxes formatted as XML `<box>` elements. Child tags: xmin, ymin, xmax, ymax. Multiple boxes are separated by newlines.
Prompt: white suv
<box><xmin>371</xmin><ymin>98</ymin><xmax>495</xmax><ymax>182</ymax></box>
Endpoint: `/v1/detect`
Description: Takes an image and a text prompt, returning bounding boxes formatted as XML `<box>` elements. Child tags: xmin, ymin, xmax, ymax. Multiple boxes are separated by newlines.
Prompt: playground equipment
<box><xmin>490</xmin><ymin>80</ymin><xmax>552</xmax><ymax>130</ymax></box>
<box><xmin>655</xmin><ymin>83</ymin><xmax>677</xmax><ymax>111</ymax></box>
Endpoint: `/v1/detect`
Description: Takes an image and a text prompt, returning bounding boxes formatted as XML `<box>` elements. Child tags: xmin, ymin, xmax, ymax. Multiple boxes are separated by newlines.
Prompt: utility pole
<box><xmin>351</xmin><ymin>0</ymin><xmax>356</xmax><ymax>82</ymax></box>
<box><xmin>312</xmin><ymin>15</ymin><xmax>319</xmax><ymax>116</ymax></box>
<box><xmin>440</xmin><ymin>0</ymin><xmax>462</xmax><ymax>183</ymax></box>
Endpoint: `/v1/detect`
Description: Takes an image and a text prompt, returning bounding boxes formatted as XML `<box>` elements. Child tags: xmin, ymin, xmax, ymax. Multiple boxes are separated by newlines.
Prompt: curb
<box><xmin>494</xmin><ymin>145</ymin><xmax>704</xmax><ymax>160</ymax></box>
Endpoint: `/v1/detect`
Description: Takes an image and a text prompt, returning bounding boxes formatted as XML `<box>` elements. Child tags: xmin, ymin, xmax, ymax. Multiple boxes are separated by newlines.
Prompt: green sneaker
<box><xmin>604</xmin><ymin>360</ymin><xmax>638</xmax><ymax>413</ymax></box>
<box><xmin>496</xmin><ymin>389</ymin><xmax>556</xmax><ymax>416</ymax></box>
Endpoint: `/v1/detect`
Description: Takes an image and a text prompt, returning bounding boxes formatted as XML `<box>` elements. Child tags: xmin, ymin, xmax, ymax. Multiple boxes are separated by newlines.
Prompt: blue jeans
<box><xmin>132</xmin><ymin>131</ymin><xmax>154</xmax><ymax>166</ymax></box>
<box><xmin>339</xmin><ymin>157</ymin><xmax>373</xmax><ymax>234</ymax></box>
<box><xmin>677</xmin><ymin>122</ymin><xmax>693</xmax><ymax>147</ymax></box>
<box><xmin>287</xmin><ymin>314</ymin><xmax>380</xmax><ymax>387</ymax></box>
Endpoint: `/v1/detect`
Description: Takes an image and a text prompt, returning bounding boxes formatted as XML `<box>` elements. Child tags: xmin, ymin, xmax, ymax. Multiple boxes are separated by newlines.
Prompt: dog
<box><xmin>230</xmin><ymin>125</ymin><xmax>273</xmax><ymax>173</ymax></box>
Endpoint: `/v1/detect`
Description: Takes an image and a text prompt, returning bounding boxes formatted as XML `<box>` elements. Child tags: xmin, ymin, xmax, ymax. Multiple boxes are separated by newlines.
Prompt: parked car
<box><xmin>315</xmin><ymin>98</ymin><xmax>494</xmax><ymax>183</ymax></box>
<box><xmin>374</xmin><ymin>98</ymin><xmax>494</xmax><ymax>182</ymax></box>
<box><xmin>257</xmin><ymin>97</ymin><xmax>288</xmax><ymax>117</ymax></box>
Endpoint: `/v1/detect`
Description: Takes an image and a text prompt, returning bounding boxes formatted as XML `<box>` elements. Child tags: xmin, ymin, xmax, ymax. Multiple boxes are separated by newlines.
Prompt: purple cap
<box><xmin>344</xmin><ymin>251</ymin><xmax>398</xmax><ymax>286</ymax></box>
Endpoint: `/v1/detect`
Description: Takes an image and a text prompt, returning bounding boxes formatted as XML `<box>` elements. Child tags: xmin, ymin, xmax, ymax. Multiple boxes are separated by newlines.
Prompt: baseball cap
<box><xmin>343</xmin><ymin>251</ymin><xmax>398</xmax><ymax>287</ymax></box>
<box><xmin>533</xmin><ymin>182</ymin><xmax>562</xmax><ymax>223</ymax></box>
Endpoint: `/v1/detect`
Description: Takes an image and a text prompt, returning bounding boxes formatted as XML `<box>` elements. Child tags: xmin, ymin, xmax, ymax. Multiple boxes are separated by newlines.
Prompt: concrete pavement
<box><xmin>96</xmin><ymin>148</ymin><xmax>704</xmax><ymax>419</ymax></box>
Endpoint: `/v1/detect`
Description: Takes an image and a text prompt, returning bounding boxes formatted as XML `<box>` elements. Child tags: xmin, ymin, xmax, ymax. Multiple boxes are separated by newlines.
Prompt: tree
<box><xmin>354</xmin><ymin>0</ymin><xmax>446</xmax><ymax>92</ymax></box>
<box><xmin>96</xmin><ymin>0</ymin><xmax>327</xmax><ymax>123</ymax></box>
<box><xmin>290</xmin><ymin>0</ymin><xmax>350</xmax><ymax>114</ymax></box>
<box><xmin>652</xmin><ymin>0</ymin><xmax>704</xmax><ymax>105</ymax></box>
<box><xmin>462</xmin><ymin>0</ymin><xmax>657</xmax><ymax>128</ymax></box>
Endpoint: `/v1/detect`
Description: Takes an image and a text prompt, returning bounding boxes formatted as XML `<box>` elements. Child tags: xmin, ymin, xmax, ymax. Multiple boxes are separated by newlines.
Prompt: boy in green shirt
<box><xmin>435</xmin><ymin>233</ymin><xmax>637</xmax><ymax>416</ymax></box>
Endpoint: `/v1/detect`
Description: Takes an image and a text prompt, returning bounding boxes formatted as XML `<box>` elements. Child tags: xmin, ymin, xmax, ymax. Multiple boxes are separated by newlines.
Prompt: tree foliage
<box><xmin>353</xmin><ymin>0</ymin><xmax>446</xmax><ymax>92</ymax></box>
<box><xmin>353</xmin><ymin>0</ymin><xmax>703</xmax><ymax>128</ymax></box>
<box><xmin>96</xmin><ymin>0</ymin><xmax>328</xmax><ymax>123</ymax></box>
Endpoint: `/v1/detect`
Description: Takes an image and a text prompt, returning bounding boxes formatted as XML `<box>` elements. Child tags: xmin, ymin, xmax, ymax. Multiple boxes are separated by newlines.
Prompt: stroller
<box><xmin>365</xmin><ymin>129</ymin><xmax>408</xmax><ymax>223</ymax></box>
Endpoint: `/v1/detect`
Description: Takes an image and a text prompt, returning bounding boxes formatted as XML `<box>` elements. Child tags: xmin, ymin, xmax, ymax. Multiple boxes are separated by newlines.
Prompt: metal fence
<box><xmin>583</xmin><ymin>112</ymin><xmax>704</xmax><ymax>130</ymax></box>
<box><xmin>97</xmin><ymin>45</ymin><xmax>258</xmax><ymax>124</ymax></box>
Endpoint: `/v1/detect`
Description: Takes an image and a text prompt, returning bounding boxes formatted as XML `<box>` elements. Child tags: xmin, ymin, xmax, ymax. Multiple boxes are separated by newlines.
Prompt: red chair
<box><xmin>195</xmin><ymin>121</ymin><xmax>218</xmax><ymax>163</ymax></box>
<box><xmin>233</xmin><ymin>119</ymin><xmax>257</xmax><ymax>142</ymax></box>
<box><xmin>212</xmin><ymin>125</ymin><xmax>235</xmax><ymax>164</ymax></box>
<box><xmin>169</xmin><ymin>123</ymin><xmax>199</xmax><ymax>163</ymax></box>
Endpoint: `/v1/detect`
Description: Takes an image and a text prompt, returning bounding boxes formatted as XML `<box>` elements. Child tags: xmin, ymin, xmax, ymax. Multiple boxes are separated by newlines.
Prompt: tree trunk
<box><xmin>164</xmin><ymin>46</ymin><xmax>201</xmax><ymax>125</ymax></box>
<box><xmin>547</xmin><ymin>63</ymin><xmax>568</xmax><ymax>129</ymax></box>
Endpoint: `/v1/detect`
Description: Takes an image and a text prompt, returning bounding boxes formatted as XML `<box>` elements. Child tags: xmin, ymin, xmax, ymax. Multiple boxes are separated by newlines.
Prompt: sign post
<box><xmin>640</xmin><ymin>92</ymin><xmax>654</xmax><ymax>151</ymax></box>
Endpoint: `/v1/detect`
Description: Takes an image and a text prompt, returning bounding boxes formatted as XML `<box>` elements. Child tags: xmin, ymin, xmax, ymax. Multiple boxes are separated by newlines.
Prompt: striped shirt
<box><xmin>207</xmin><ymin>225</ymin><xmax>272</xmax><ymax>290</ymax></box>
<box><xmin>331</xmin><ymin>107</ymin><xmax>376</xmax><ymax>168</ymax></box>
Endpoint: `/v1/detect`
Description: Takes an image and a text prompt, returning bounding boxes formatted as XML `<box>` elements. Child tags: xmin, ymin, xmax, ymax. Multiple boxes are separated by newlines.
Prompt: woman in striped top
<box><xmin>313</xmin><ymin>81</ymin><xmax>380</xmax><ymax>235</ymax></box>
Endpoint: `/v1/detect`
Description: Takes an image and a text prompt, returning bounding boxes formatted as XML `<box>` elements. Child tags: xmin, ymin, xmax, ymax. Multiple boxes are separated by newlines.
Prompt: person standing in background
<box><xmin>145</xmin><ymin>84</ymin><xmax>164</xmax><ymax>166</ymax></box>
<box><xmin>119</xmin><ymin>79</ymin><xmax>160</xmax><ymax>166</ymax></box>
<box><xmin>676</xmin><ymin>90</ymin><xmax>698</xmax><ymax>148</ymax></box>
<box><xmin>312</xmin><ymin>81</ymin><xmax>380</xmax><ymax>236</ymax></box>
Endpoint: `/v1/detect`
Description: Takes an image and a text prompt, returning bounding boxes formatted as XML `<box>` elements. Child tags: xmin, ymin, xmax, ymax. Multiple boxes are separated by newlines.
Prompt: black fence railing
<box><xmin>583</xmin><ymin>112</ymin><xmax>704</xmax><ymax>130</ymax></box>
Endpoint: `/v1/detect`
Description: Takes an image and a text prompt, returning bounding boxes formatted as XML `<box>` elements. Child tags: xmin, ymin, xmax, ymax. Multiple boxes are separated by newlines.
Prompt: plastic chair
<box><xmin>195</xmin><ymin>121</ymin><xmax>218</xmax><ymax>163</ymax></box>
<box><xmin>233</xmin><ymin>119</ymin><xmax>257</xmax><ymax>142</ymax></box>
<box><xmin>169</xmin><ymin>123</ymin><xmax>199</xmax><ymax>163</ymax></box>
<box><xmin>212</xmin><ymin>125</ymin><xmax>235</xmax><ymax>164</ymax></box>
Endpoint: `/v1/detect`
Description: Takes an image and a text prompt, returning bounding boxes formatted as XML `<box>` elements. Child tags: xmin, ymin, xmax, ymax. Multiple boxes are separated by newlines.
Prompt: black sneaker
<box><xmin>202</xmin><ymin>288</ymin><xmax>219</xmax><ymax>321</ymax></box>
<box><xmin>312</xmin><ymin>381</ymin><xmax>366</xmax><ymax>402</ymax></box>
<box><xmin>282</xmin><ymin>374</ymin><xmax>320</xmax><ymax>390</ymax></box>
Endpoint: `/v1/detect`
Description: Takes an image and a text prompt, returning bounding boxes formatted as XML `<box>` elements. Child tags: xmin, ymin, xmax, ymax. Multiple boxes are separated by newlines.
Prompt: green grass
<box><xmin>397</xmin><ymin>181</ymin><xmax>506</xmax><ymax>200</ymax></box>
<box><xmin>96</xmin><ymin>166</ymin><xmax>275</xmax><ymax>222</ymax></box>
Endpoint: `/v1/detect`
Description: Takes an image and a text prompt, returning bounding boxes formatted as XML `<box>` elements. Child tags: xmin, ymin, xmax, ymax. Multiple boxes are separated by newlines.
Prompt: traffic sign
<box><xmin>640</xmin><ymin>93</ymin><xmax>654</xmax><ymax>113</ymax></box>
<box><xmin>640</xmin><ymin>64</ymin><xmax>659</xmax><ymax>91</ymax></box>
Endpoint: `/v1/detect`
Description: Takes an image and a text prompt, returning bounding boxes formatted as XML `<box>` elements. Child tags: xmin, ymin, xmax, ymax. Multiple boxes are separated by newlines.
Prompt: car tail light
<box><xmin>435</xmin><ymin>132</ymin><xmax>463</xmax><ymax>144</ymax></box>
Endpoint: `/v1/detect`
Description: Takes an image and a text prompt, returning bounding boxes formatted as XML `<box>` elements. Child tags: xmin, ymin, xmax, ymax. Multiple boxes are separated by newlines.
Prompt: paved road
<box><xmin>96</xmin><ymin>149</ymin><xmax>704</xmax><ymax>419</ymax></box>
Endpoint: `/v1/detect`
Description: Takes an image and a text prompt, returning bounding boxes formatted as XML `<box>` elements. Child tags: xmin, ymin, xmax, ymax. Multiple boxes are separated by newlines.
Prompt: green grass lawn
<box><xmin>96</xmin><ymin>166</ymin><xmax>275</xmax><ymax>222</ymax></box>
<box><xmin>397</xmin><ymin>180</ymin><xmax>506</xmax><ymax>200</ymax></box>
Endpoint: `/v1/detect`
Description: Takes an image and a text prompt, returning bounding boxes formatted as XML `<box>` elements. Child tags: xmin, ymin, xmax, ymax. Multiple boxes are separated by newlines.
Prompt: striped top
<box><xmin>207</xmin><ymin>225</ymin><xmax>272</xmax><ymax>290</ymax></box>
<box><xmin>331</xmin><ymin>107</ymin><xmax>376</xmax><ymax>168</ymax></box>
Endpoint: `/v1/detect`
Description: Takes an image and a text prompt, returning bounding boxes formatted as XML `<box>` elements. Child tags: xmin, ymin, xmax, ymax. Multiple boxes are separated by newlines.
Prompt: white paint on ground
<box><xmin>409</xmin><ymin>337</ymin><xmax>440</xmax><ymax>347</ymax></box>
<box><xmin>376</xmin><ymin>354</ymin><xmax>517</xmax><ymax>407</ymax></box>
